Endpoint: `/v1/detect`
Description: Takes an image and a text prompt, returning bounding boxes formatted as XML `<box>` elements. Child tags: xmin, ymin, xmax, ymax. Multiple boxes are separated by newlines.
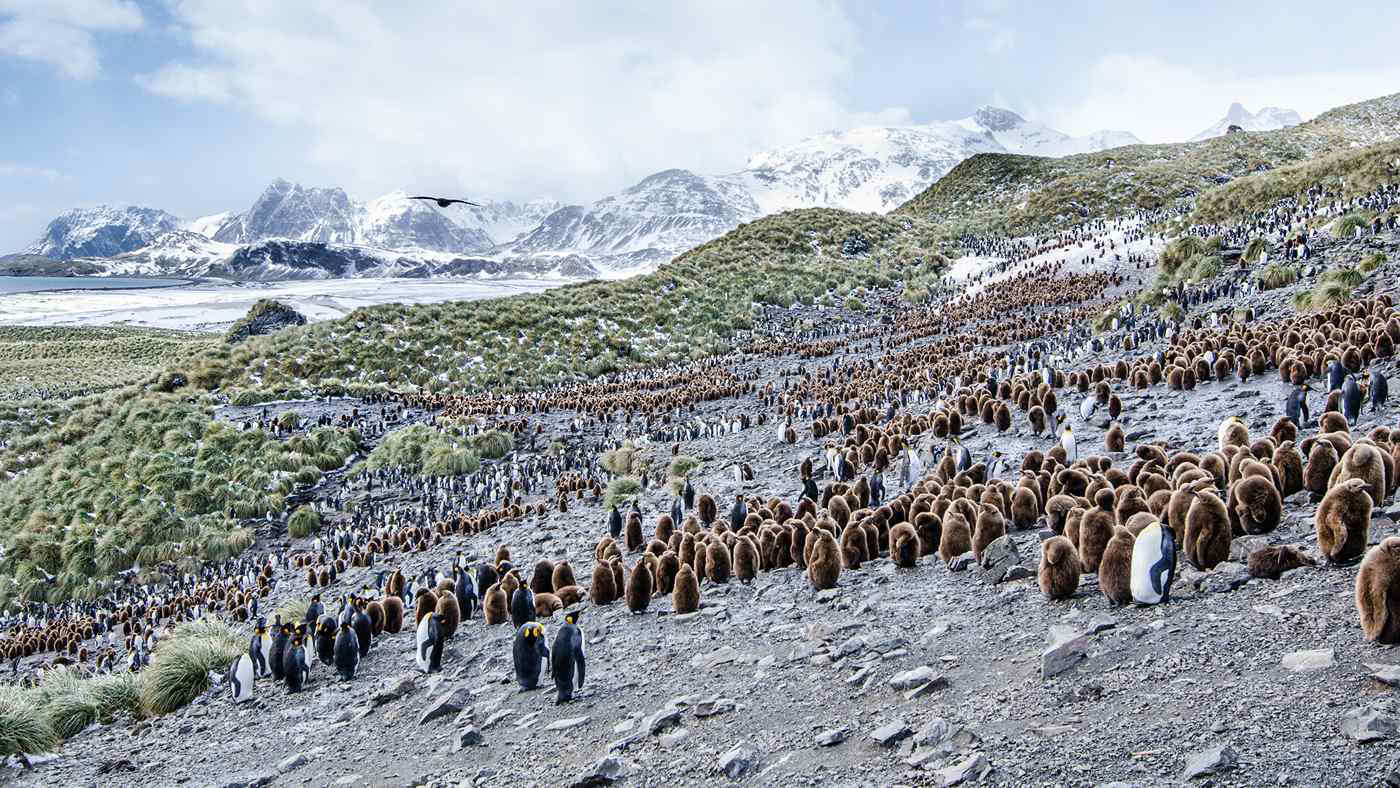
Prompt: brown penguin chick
<box><xmin>1217</xmin><ymin>416</ymin><xmax>1249</xmax><ymax>452</ymax></box>
<box><xmin>698</xmin><ymin>494</ymin><xmax>717</xmax><ymax>525</ymax></box>
<box><xmin>435</xmin><ymin>593</ymin><xmax>461</xmax><ymax>639</ymax></box>
<box><xmin>828</xmin><ymin>495</ymin><xmax>851</xmax><ymax>529</ymax></box>
<box><xmin>1011</xmin><ymin>486</ymin><xmax>1039</xmax><ymax>531</ymax></box>
<box><xmin>1184</xmin><ymin>488</ymin><xmax>1232</xmax><ymax>570</ymax></box>
<box><xmin>678</xmin><ymin>533</ymin><xmax>697</xmax><ymax>568</ymax></box>
<box><xmin>672</xmin><ymin>563</ymin><xmax>701</xmax><ymax>613</ymax></box>
<box><xmin>1273</xmin><ymin>442</ymin><xmax>1305</xmax><ymax>497</ymax></box>
<box><xmin>414</xmin><ymin>588</ymin><xmax>439</xmax><ymax>628</ymax></box>
<box><xmin>530</xmin><ymin>559</ymin><xmax>556</xmax><ymax>595</ymax></box>
<box><xmin>626</xmin><ymin>513</ymin><xmax>644</xmax><ymax>552</ymax></box>
<box><xmin>1247</xmin><ymin>544</ymin><xmax>1317</xmax><ymax>580</ymax></box>
<box><xmin>1328</xmin><ymin>442</ymin><xmax>1388</xmax><ymax>506</ymax></box>
<box><xmin>1356</xmin><ymin>537</ymin><xmax>1400</xmax><ymax>644</ymax></box>
<box><xmin>1230</xmin><ymin>475</ymin><xmax>1283</xmax><ymax>535</ymax></box>
<box><xmin>1113</xmin><ymin>486</ymin><xmax>1150</xmax><ymax>526</ymax></box>
<box><xmin>1316</xmin><ymin>478</ymin><xmax>1373</xmax><ymax>564</ymax></box>
<box><xmin>589</xmin><ymin>561</ymin><xmax>617</xmax><ymax>605</ymax></box>
<box><xmin>1305</xmin><ymin>439</ymin><xmax>1340</xmax><ymax>497</ymax></box>
<box><xmin>889</xmin><ymin>522</ymin><xmax>920</xmax><ymax>567</ymax></box>
<box><xmin>1320</xmin><ymin>411</ymin><xmax>1350</xmax><ymax>435</ymax></box>
<box><xmin>840</xmin><ymin>523</ymin><xmax>867</xmax><ymax>569</ymax></box>
<box><xmin>366</xmin><ymin>599</ymin><xmax>386</xmax><ymax>636</ymax></box>
<box><xmin>1105</xmin><ymin>422</ymin><xmax>1125</xmax><ymax>453</ymax></box>
<box><xmin>554</xmin><ymin>585</ymin><xmax>583</xmax><ymax>607</ymax></box>
<box><xmin>495</xmin><ymin>545</ymin><xmax>511</xmax><ymax>566</ymax></box>
<box><xmin>381</xmin><ymin>595</ymin><xmax>404</xmax><ymax>634</ymax></box>
<box><xmin>972</xmin><ymin>503</ymin><xmax>1006</xmax><ymax>562</ymax></box>
<box><xmin>807</xmin><ymin>528</ymin><xmax>842</xmax><ymax>590</ymax></box>
<box><xmin>734</xmin><ymin>536</ymin><xmax>759</xmax><ymax>583</ymax></box>
<box><xmin>1166</xmin><ymin>479</ymin><xmax>1208</xmax><ymax>538</ymax></box>
<box><xmin>1077</xmin><ymin>488</ymin><xmax>1116</xmax><ymax>574</ymax></box>
<box><xmin>938</xmin><ymin>510</ymin><xmax>973</xmax><ymax>565</ymax></box>
<box><xmin>1045</xmin><ymin>494</ymin><xmax>1077</xmax><ymax>534</ymax></box>
<box><xmin>655</xmin><ymin>514</ymin><xmax>675</xmax><ymax>545</ymax></box>
<box><xmin>483</xmin><ymin>584</ymin><xmax>508</xmax><ymax>625</ymax></box>
<box><xmin>1098</xmin><ymin>526</ymin><xmax>1135</xmax><ymax>606</ymax></box>
<box><xmin>1124</xmin><ymin>511</ymin><xmax>1159</xmax><ymax>536</ymax></box>
<box><xmin>437</xmin><ymin>577</ymin><xmax>456</xmax><ymax>595</ymax></box>
<box><xmin>656</xmin><ymin>551</ymin><xmax>680</xmax><ymax>594</ymax></box>
<box><xmin>625</xmin><ymin>560</ymin><xmax>653</xmax><ymax>613</ymax></box>
<box><xmin>551</xmin><ymin>561</ymin><xmax>576</xmax><ymax>591</ymax></box>
<box><xmin>610</xmin><ymin>558</ymin><xmax>626</xmax><ymax>595</ymax></box>
<box><xmin>1038</xmin><ymin>535</ymin><xmax>1080</xmax><ymax>601</ymax></box>
<box><xmin>706</xmin><ymin>540</ymin><xmax>732</xmax><ymax>583</ymax></box>
<box><xmin>913</xmin><ymin>512</ymin><xmax>942</xmax><ymax>557</ymax></box>
<box><xmin>534</xmin><ymin>592</ymin><xmax>564</xmax><ymax>618</ymax></box>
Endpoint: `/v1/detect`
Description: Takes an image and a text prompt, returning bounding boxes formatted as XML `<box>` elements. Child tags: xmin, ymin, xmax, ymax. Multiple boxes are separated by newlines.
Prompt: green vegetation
<box><xmin>601</xmin><ymin>441</ymin><xmax>646</xmax><ymax>477</ymax></box>
<box><xmin>359</xmin><ymin>423</ymin><xmax>479</xmax><ymax>477</ymax></box>
<box><xmin>666</xmin><ymin>454</ymin><xmax>702</xmax><ymax>494</ymax></box>
<box><xmin>1190</xmin><ymin>139</ymin><xmax>1400</xmax><ymax>227</ymax></box>
<box><xmin>604</xmin><ymin>476</ymin><xmax>642</xmax><ymax>510</ymax></box>
<box><xmin>0</xmin><ymin>685</ymin><xmax>59</xmax><ymax>758</ymax></box>
<box><xmin>469</xmin><ymin>429</ymin><xmax>514</xmax><ymax>460</ymax></box>
<box><xmin>1254</xmin><ymin>263</ymin><xmax>1299</xmax><ymax>290</ymax></box>
<box><xmin>1243</xmin><ymin>237</ymin><xmax>1272</xmax><ymax>263</ymax></box>
<box><xmin>1323</xmin><ymin>265</ymin><xmax>1364</xmax><ymax>288</ymax></box>
<box><xmin>1160</xmin><ymin>301</ymin><xmax>1184</xmax><ymax>322</ymax></box>
<box><xmin>0</xmin><ymin>393</ymin><xmax>357</xmax><ymax>605</ymax></box>
<box><xmin>1360</xmin><ymin>251</ymin><xmax>1387</xmax><ymax>274</ymax></box>
<box><xmin>225</xmin><ymin>299</ymin><xmax>307</xmax><ymax>344</ymax></box>
<box><xmin>287</xmin><ymin>504</ymin><xmax>322</xmax><ymax>538</ymax></box>
<box><xmin>0</xmin><ymin>325</ymin><xmax>216</xmax><ymax>401</ymax></box>
<box><xmin>1334</xmin><ymin>212</ymin><xmax>1372</xmax><ymax>239</ymax></box>
<box><xmin>140</xmin><ymin>621</ymin><xmax>241</xmax><ymax>716</ymax></box>
<box><xmin>901</xmin><ymin>94</ymin><xmax>1400</xmax><ymax>237</ymax></box>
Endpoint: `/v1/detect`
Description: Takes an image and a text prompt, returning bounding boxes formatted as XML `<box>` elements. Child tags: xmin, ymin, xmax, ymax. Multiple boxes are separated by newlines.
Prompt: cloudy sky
<box><xmin>1</xmin><ymin>0</ymin><xmax>1396</xmax><ymax>252</ymax></box>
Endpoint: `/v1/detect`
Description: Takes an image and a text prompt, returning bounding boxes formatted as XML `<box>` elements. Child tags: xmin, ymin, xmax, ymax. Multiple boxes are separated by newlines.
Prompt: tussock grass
<box><xmin>1254</xmin><ymin>263</ymin><xmax>1299</xmax><ymax>290</ymax></box>
<box><xmin>601</xmin><ymin>442</ymin><xmax>644</xmax><ymax>477</ymax></box>
<box><xmin>140</xmin><ymin>620</ymin><xmax>241</xmax><ymax>716</ymax></box>
<box><xmin>604</xmin><ymin>477</ymin><xmax>642</xmax><ymax>510</ymax></box>
<box><xmin>0</xmin><ymin>685</ymin><xmax>58</xmax><ymax>758</ymax></box>
<box><xmin>359</xmin><ymin>424</ymin><xmax>479</xmax><ymax>478</ymax></box>
<box><xmin>287</xmin><ymin>505</ymin><xmax>321</xmax><ymax>539</ymax></box>
<box><xmin>470</xmin><ymin>429</ymin><xmax>514</xmax><ymax>460</ymax></box>
<box><xmin>1360</xmin><ymin>251</ymin><xmax>1387</xmax><ymax>274</ymax></box>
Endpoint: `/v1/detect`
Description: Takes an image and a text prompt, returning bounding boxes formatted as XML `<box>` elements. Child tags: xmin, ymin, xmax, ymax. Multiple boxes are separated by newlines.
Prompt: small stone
<box><xmin>1366</xmin><ymin>663</ymin><xmax>1400</xmax><ymax>687</ymax></box>
<box><xmin>977</xmin><ymin>535</ymin><xmax>1024</xmax><ymax>584</ymax></box>
<box><xmin>643</xmin><ymin>704</ymin><xmax>683</xmax><ymax>735</ymax></box>
<box><xmin>371</xmin><ymin>674</ymin><xmax>417</xmax><ymax>706</ymax></box>
<box><xmin>1341</xmin><ymin>706</ymin><xmax>1398</xmax><ymax>743</ymax></box>
<box><xmin>1002</xmin><ymin>565</ymin><xmax>1033</xmax><ymax>582</ymax></box>
<box><xmin>937</xmin><ymin>753</ymin><xmax>989</xmax><ymax>786</ymax></box>
<box><xmin>1281</xmin><ymin>648</ymin><xmax>1335</xmax><ymax>673</ymax></box>
<box><xmin>276</xmin><ymin>753</ymin><xmax>308</xmax><ymax>774</ymax></box>
<box><xmin>546</xmin><ymin>716</ymin><xmax>589</xmax><ymax>732</ymax></box>
<box><xmin>816</xmin><ymin>727</ymin><xmax>847</xmax><ymax>746</ymax></box>
<box><xmin>833</xmin><ymin>636</ymin><xmax>866</xmax><ymax>659</ymax></box>
<box><xmin>718</xmin><ymin>745</ymin><xmax>758</xmax><ymax>779</ymax></box>
<box><xmin>870</xmin><ymin>720</ymin><xmax>912</xmax><ymax>747</ymax></box>
<box><xmin>691</xmin><ymin>646</ymin><xmax>741</xmax><ymax>669</ymax></box>
<box><xmin>1198</xmin><ymin>563</ymin><xmax>1251</xmax><ymax>593</ymax></box>
<box><xmin>904</xmin><ymin>680</ymin><xmax>948</xmax><ymax>701</ymax></box>
<box><xmin>1181</xmin><ymin>745</ymin><xmax>1238</xmax><ymax>780</ymax></box>
<box><xmin>219</xmin><ymin>773</ymin><xmax>276</xmax><ymax>788</ymax></box>
<box><xmin>1042</xmin><ymin>625</ymin><xmax>1089</xmax><ymax>679</ymax></box>
<box><xmin>694</xmin><ymin>697</ymin><xmax>735</xmax><ymax>718</ymax></box>
<box><xmin>332</xmin><ymin>775</ymin><xmax>361</xmax><ymax>786</ymax></box>
<box><xmin>568</xmin><ymin>755</ymin><xmax>626</xmax><ymax>787</ymax></box>
<box><xmin>889</xmin><ymin>665</ymin><xmax>939</xmax><ymax>690</ymax></box>
<box><xmin>815</xmin><ymin>589</ymin><xmax>841</xmax><ymax>603</ymax></box>
<box><xmin>418</xmin><ymin>686</ymin><xmax>471</xmax><ymax>725</ymax></box>
<box><xmin>659</xmin><ymin>728</ymin><xmax>691</xmax><ymax>748</ymax></box>
<box><xmin>948</xmin><ymin>552</ymin><xmax>977</xmax><ymax>572</ymax></box>
<box><xmin>453</xmin><ymin>727</ymin><xmax>483</xmax><ymax>752</ymax></box>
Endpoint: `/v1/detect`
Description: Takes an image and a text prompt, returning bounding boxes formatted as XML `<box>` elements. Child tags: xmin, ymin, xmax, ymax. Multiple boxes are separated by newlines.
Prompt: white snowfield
<box><xmin>0</xmin><ymin>278</ymin><xmax>569</xmax><ymax>333</ymax></box>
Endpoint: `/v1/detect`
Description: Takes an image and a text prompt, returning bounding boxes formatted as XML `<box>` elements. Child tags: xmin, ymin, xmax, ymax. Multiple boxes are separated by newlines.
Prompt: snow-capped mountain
<box><xmin>18</xmin><ymin>105</ymin><xmax>1144</xmax><ymax>279</ymax></box>
<box><xmin>1191</xmin><ymin>103</ymin><xmax>1303</xmax><ymax>142</ymax></box>
<box><xmin>499</xmin><ymin>106</ymin><xmax>1141</xmax><ymax>270</ymax></box>
<box><xmin>25</xmin><ymin>206</ymin><xmax>183</xmax><ymax>259</ymax></box>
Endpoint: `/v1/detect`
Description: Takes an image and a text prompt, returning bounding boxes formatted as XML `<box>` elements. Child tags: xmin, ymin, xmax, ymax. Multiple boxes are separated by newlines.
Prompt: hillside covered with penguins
<box><xmin>1</xmin><ymin>92</ymin><xmax>1400</xmax><ymax>785</ymax></box>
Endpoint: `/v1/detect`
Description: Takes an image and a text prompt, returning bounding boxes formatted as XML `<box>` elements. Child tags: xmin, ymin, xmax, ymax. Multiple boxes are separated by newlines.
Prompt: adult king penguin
<box><xmin>1061</xmin><ymin>425</ymin><xmax>1078</xmax><ymax>464</ymax></box>
<box><xmin>1129</xmin><ymin>521</ymin><xmax>1177</xmax><ymax>605</ymax></box>
<box><xmin>551</xmin><ymin>611</ymin><xmax>586</xmax><ymax>704</ymax></box>
<box><xmin>1285</xmin><ymin>383</ymin><xmax>1311</xmax><ymax>426</ymax></box>
<box><xmin>228</xmin><ymin>647</ymin><xmax>255</xmax><ymax>703</ymax></box>
<box><xmin>1342</xmin><ymin>375</ymin><xmax>1363</xmax><ymax>426</ymax></box>
<box><xmin>513</xmin><ymin>622</ymin><xmax>550</xmax><ymax>690</ymax></box>
<box><xmin>415</xmin><ymin>612</ymin><xmax>444</xmax><ymax>674</ymax></box>
<box><xmin>333</xmin><ymin>621</ymin><xmax>360</xmax><ymax>680</ymax></box>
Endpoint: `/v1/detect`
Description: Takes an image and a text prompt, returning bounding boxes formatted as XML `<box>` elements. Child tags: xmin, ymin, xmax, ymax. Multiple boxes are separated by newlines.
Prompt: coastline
<box><xmin>0</xmin><ymin>275</ymin><xmax>204</xmax><ymax>295</ymax></box>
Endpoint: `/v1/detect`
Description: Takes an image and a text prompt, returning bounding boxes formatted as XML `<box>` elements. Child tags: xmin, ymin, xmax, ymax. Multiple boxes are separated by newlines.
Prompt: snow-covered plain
<box><xmin>0</xmin><ymin>277</ymin><xmax>570</xmax><ymax>332</ymax></box>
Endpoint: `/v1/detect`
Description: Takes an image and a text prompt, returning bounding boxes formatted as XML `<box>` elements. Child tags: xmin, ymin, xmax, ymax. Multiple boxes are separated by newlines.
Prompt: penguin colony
<box><xmin>7</xmin><ymin>188</ymin><xmax>1400</xmax><ymax>771</ymax></box>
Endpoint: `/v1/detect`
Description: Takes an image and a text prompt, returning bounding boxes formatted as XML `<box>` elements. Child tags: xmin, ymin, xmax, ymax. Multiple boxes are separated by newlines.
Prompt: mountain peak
<box><xmin>972</xmin><ymin>106</ymin><xmax>1027</xmax><ymax>132</ymax></box>
<box><xmin>1191</xmin><ymin>102</ymin><xmax>1302</xmax><ymax>142</ymax></box>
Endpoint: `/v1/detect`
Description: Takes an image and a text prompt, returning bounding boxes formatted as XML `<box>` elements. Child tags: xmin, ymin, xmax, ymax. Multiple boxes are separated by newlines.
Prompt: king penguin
<box><xmin>228</xmin><ymin>650</ymin><xmax>255</xmax><ymax>703</ymax></box>
<box><xmin>1342</xmin><ymin>374</ymin><xmax>1362</xmax><ymax>426</ymax></box>
<box><xmin>1370</xmin><ymin>368</ymin><xmax>1389</xmax><ymax>413</ymax></box>
<box><xmin>551</xmin><ymin>611</ymin><xmax>586</xmax><ymax>704</ymax></box>
<box><xmin>1129</xmin><ymin>520</ymin><xmax>1178</xmax><ymax>605</ymax></box>
<box><xmin>333</xmin><ymin>621</ymin><xmax>360</xmax><ymax>680</ymax></box>
<box><xmin>284</xmin><ymin>635</ymin><xmax>309</xmax><ymax>693</ymax></box>
<box><xmin>608</xmin><ymin>505</ymin><xmax>622</xmax><ymax>539</ymax></box>
<box><xmin>249</xmin><ymin>621</ymin><xmax>270</xmax><ymax>677</ymax></box>
<box><xmin>454</xmin><ymin>565</ymin><xmax>478</xmax><ymax>620</ymax></box>
<box><xmin>1061</xmin><ymin>425</ymin><xmax>1078</xmax><ymax>464</ymax></box>
<box><xmin>415</xmin><ymin>612</ymin><xmax>444</xmax><ymax>674</ymax></box>
<box><xmin>513</xmin><ymin>622</ymin><xmax>551</xmax><ymax>690</ymax></box>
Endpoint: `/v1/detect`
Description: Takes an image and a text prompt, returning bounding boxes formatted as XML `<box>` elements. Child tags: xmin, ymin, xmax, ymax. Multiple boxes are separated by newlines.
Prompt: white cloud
<box><xmin>136</xmin><ymin>64</ymin><xmax>232</xmax><ymax>101</ymax></box>
<box><xmin>963</xmin><ymin>17</ymin><xmax>1016</xmax><ymax>56</ymax></box>
<box><xmin>138</xmin><ymin>2</ymin><xmax>908</xmax><ymax>204</ymax></box>
<box><xmin>0</xmin><ymin>0</ymin><xmax>144</xmax><ymax>78</ymax></box>
<box><xmin>1041</xmin><ymin>54</ymin><xmax>1400</xmax><ymax>143</ymax></box>
<box><xmin>0</xmin><ymin>162</ymin><xmax>63</xmax><ymax>180</ymax></box>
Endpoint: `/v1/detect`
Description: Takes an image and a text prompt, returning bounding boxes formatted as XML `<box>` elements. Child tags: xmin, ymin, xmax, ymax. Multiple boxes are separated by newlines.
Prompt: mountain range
<box><xmin>10</xmin><ymin>104</ymin><xmax>1265</xmax><ymax>281</ymax></box>
<box><xmin>1190</xmin><ymin>102</ymin><xmax>1303</xmax><ymax>142</ymax></box>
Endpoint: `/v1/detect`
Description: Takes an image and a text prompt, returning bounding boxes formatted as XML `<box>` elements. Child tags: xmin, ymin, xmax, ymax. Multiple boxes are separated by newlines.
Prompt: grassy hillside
<box><xmin>0</xmin><ymin>325</ymin><xmax>217</xmax><ymax>401</ymax></box>
<box><xmin>1188</xmin><ymin>138</ymin><xmax>1400</xmax><ymax>227</ymax></box>
<box><xmin>897</xmin><ymin>93</ymin><xmax>1400</xmax><ymax>237</ymax></box>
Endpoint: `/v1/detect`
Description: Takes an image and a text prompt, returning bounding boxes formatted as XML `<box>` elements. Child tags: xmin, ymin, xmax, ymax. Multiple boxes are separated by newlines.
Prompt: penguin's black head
<box><xmin>565</xmin><ymin>611</ymin><xmax>581</xmax><ymax>626</ymax></box>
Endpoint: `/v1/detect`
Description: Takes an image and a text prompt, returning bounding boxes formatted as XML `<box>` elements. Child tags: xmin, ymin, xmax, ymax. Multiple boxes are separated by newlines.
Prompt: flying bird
<box><xmin>408</xmin><ymin>195</ymin><xmax>480</xmax><ymax>208</ymax></box>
